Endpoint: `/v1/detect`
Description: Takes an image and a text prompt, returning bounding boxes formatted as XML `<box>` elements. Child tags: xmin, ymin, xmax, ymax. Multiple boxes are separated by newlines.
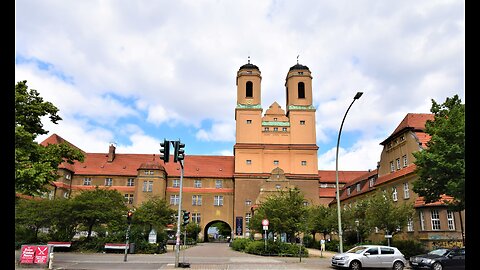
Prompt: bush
<box><xmin>388</xmin><ymin>239</ymin><xmax>428</xmax><ymax>259</ymax></box>
<box><xmin>230</xmin><ymin>238</ymin><xmax>252</xmax><ymax>251</ymax></box>
<box><xmin>242</xmin><ymin>240</ymin><xmax>309</xmax><ymax>257</ymax></box>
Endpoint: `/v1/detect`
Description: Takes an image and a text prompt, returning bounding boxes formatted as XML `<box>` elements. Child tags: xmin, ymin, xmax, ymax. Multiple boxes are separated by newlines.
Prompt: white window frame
<box><xmin>402</xmin><ymin>155</ymin><xmax>408</xmax><ymax>167</ymax></box>
<box><xmin>431</xmin><ymin>209</ymin><xmax>441</xmax><ymax>230</ymax></box>
<box><xmin>124</xmin><ymin>194</ymin><xmax>134</xmax><ymax>204</ymax></box>
<box><xmin>369</xmin><ymin>178</ymin><xmax>375</xmax><ymax>188</ymax></box>
<box><xmin>407</xmin><ymin>218</ymin><xmax>414</xmax><ymax>232</ymax></box>
<box><xmin>170</xmin><ymin>194</ymin><xmax>179</xmax><ymax>205</ymax></box>
<box><xmin>447</xmin><ymin>210</ymin><xmax>455</xmax><ymax>230</ymax></box>
<box><xmin>245</xmin><ymin>200</ymin><xmax>252</xmax><ymax>206</ymax></box>
<box><xmin>192</xmin><ymin>195</ymin><xmax>202</xmax><ymax>206</ymax></box>
<box><xmin>419</xmin><ymin>211</ymin><xmax>425</xmax><ymax>231</ymax></box>
<box><xmin>392</xmin><ymin>186</ymin><xmax>398</xmax><ymax>201</ymax></box>
<box><xmin>403</xmin><ymin>182</ymin><xmax>410</xmax><ymax>199</ymax></box>
<box><xmin>390</xmin><ymin>161</ymin><xmax>395</xmax><ymax>172</ymax></box>
<box><xmin>83</xmin><ymin>177</ymin><xmax>92</xmax><ymax>186</ymax></box>
<box><xmin>194</xmin><ymin>180</ymin><xmax>202</xmax><ymax>188</ymax></box>
<box><xmin>172</xmin><ymin>179</ymin><xmax>180</xmax><ymax>188</ymax></box>
<box><xmin>105</xmin><ymin>178</ymin><xmax>113</xmax><ymax>186</ymax></box>
<box><xmin>356</xmin><ymin>183</ymin><xmax>361</xmax><ymax>192</ymax></box>
<box><xmin>214</xmin><ymin>195</ymin><xmax>224</xmax><ymax>206</ymax></box>
<box><xmin>215</xmin><ymin>180</ymin><xmax>223</xmax><ymax>189</ymax></box>
<box><xmin>396</xmin><ymin>158</ymin><xmax>401</xmax><ymax>170</ymax></box>
<box><xmin>192</xmin><ymin>213</ymin><xmax>201</xmax><ymax>223</ymax></box>
<box><xmin>143</xmin><ymin>180</ymin><xmax>153</xmax><ymax>192</ymax></box>
<box><xmin>127</xmin><ymin>178</ymin><xmax>135</xmax><ymax>186</ymax></box>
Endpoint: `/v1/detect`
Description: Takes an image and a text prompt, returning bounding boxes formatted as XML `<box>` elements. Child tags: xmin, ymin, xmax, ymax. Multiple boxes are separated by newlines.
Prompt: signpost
<box><xmin>19</xmin><ymin>245</ymin><xmax>52</xmax><ymax>267</ymax></box>
<box><xmin>262</xmin><ymin>219</ymin><xmax>269</xmax><ymax>251</ymax></box>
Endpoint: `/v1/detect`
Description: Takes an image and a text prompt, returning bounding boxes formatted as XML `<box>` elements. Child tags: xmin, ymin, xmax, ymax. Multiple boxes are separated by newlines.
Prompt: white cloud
<box><xmin>196</xmin><ymin>121</ymin><xmax>235</xmax><ymax>142</ymax></box>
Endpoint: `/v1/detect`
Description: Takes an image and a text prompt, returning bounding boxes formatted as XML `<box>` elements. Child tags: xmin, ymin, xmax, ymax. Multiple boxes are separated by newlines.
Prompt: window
<box><xmin>246</xmin><ymin>160</ymin><xmax>252</xmax><ymax>165</ymax></box>
<box><xmin>407</xmin><ymin>218</ymin><xmax>414</xmax><ymax>232</ymax></box>
<box><xmin>282</xmin><ymin>127</ymin><xmax>287</xmax><ymax>132</ymax></box>
<box><xmin>301</xmin><ymin>161</ymin><xmax>307</xmax><ymax>166</ymax></box>
<box><xmin>380</xmin><ymin>247</ymin><xmax>395</xmax><ymax>254</ymax></box>
<box><xmin>143</xmin><ymin>180</ymin><xmax>153</xmax><ymax>192</ymax></box>
<box><xmin>273</xmin><ymin>118</ymin><xmax>277</xmax><ymax>121</ymax></box>
<box><xmin>403</xmin><ymin>182</ymin><xmax>410</xmax><ymax>199</ymax></box>
<box><xmin>431</xmin><ymin>210</ymin><xmax>441</xmax><ymax>230</ymax></box>
<box><xmin>264</xmin><ymin>127</ymin><xmax>269</xmax><ymax>131</ymax></box>
<box><xmin>366</xmin><ymin>247</ymin><xmax>379</xmax><ymax>255</ymax></box>
<box><xmin>390</xmin><ymin>161</ymin><xmax>395</xmax><ymax>172</ymax></box>
<box><xmin>300</xmin><ymin>120</ymin><xmax>306</xmax><ymax>125</ymax></box>
<box><xmin>369</xmin><ymin>178</ymin><xmax>375</xmax><ymax>188</ymax></box>
<box><xmin>320</xmin><ymin>183</ymin><xmax>328</xmax><ymax>188</ymax></box>
<box><xmin>246</xmin><ymin>81</ymin><xmax>253</xmax><ymax>97</ymax></box>
<box><xmin>127</xmin><ymin>178</ymin><xmax>135</xmax><ymax>186</ymax></box>
<box><xmin>273</xmin><ymin>160</ymin><xmax>279</xmax><ymax>166</ymax></box>
<box><xmin>245</xmin><ymin>213</ymin><xmax>252</xmax><ymax>228</ymax></box>
<box><xmin>402</xmin><ymin>155</ymin><xmax>408</xmax><ymax>167</ymax></box>
<box><xmin>192</xmin><ymin>195</ymin><xmax>202</xmax><ymax>206</ymax></box>
<box><xmin>347</xmin><ymin>187</ymin><xmax>351</xmax><ymax>195</ymax></box>
<box><xmin>245</xmin><ymin>200</ymin><xmax>252</xmax><ymax>206</ymax></box>
<box><xmin>419</xmin><ymin>211</ymin><xmax>425</xmax><ymax>231</ymax></box>
<box><xmin>83</xmin><ymin>177</ymin><xmax>92</xmax><ymax>186</ymax></box>
<box><xmin>396</xmin><ymin>158</ymin><xmax>401</xmax><ymax>170</ymax></box>
<box><xmin>215</xmin><ymin>180</ymin><xmax>223</xmax><ymax>189</ymax></box>
<box><xmin>275</xmin><ymin>184</ymin><xmax>281</xmax><ymax>189</ymax></box>
<box><xmin>144</xmin><ymin>170</ymin><xmax>154</xmax><ymax>175</ymax></box>
<box><xmin>214</xmin><ymin>195</ymin><xmax>224</xmax><ymax>206</ymax></box>
<box><xmin>194</xmin><ymin>180</ymin><xmax>202</xmax><ymax>188</ymax></box>
<box><xmin>303</xmin><ymin>201</ymin><xmax>309</xmax><ymax>206</ymax></box>
<box><xmin>246</xmin><ymin>119</ymin><xmax>252</xmax><ymax>124</ymax></box>
<box><xmin>124</xmin><ymin>194</ymin><xmax>134</xmax><ymax>204</ymax></box>
<box><xmin>392</xmin><ymin>186</ymin><xmax>398</xmax><ymax>201</ymax></box>
<box><xmin>170</xmin><ymin>195</ymin><xmax>179</xmax><ymax>205</ymax></box>
<box><xmin>447</xmin><ymin>211</ymin><xmax>455</xmax><ymax>230</ymax></box>
<box><xmin>192</xmin><ymin>213</ymin><xmax>201</xmax><ymax>223</ymax></box>
<box><xmin>105</xmin><ymin>178</ymin><xmax>113</xmax><ymax>186</ymax></box>
<box><xmin>173</xmin><ymin>179</ymin><xmax>180</xmax><ymax>188</ymax></box>
<box><xmin>273</xmin><ymin>127</ymin><xmax>278</xmax><ymax>131</ymax></box>
<box><xmin>298</xmin><ymin>82</ymin><xmax>305</xmax><ymax>98</ymax></box>
<box><xmin>356</xmin><ymin>183</ymin><xmax>361</xmax><ymax>192</ymax></box>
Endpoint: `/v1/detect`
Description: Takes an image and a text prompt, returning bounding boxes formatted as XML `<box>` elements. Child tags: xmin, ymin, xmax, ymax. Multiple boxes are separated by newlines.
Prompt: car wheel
<box><xmin>349</xmin><ymin>260</ymin><xmax>362</xmax><ymax>270</ymax></box>
<box><xmin>432</xmin><ymin>262</ymin><xmax>443</xmax><ymax>270</ymax></box>
<box><xmin>393</xmin><ymin>261</ymin><xmax>404</xmax><ymax>270</ymax></box>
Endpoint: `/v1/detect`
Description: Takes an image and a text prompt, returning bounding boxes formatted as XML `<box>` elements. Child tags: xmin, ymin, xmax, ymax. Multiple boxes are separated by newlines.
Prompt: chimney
<box><xmin>108</xmin><ymin>143</ymin><xmax>116</xmax><ymax>162</ymax></box>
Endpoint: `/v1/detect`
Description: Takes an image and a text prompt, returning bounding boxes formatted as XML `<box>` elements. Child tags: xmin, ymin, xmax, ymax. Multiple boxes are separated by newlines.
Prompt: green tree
<box><xmin>71</xmin><ymin>187</ymin><xmax>128</xmax><ymax>240</ymax></box>
<box><xmin>15</xmin><ymin>198</ymin><xmax>53</xmax><ymax>243</ymax></box>
<box><xmin>15</xmin><ymin>80</ymin><xmax>84</xmax><ymax>196</ymax></box>
<box><xmin>307</xmin><ymin>204</ymin><xmax>336</xmax><ymax>241</ymax></box>
<box><xmin>412</xmin><ymin>94</ymin><xmax>465</xmax><ymax>211</ymax></box>
<box><xmin>250</xmin><ymin>187</ymin><xmax>308</xmax><ymax>243</ymax></box>
<box><xmin>134</xmin><ymin>196</ymin><xmax>176</xmax><ymax>240</ymax></box>
<box><xmin>364</xmin><ymin>191</ymin><xmax>414</xmax><ymax>241</ymax></box>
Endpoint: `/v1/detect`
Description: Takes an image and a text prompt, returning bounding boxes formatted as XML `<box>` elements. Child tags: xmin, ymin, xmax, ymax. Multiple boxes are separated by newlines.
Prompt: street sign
<box><xmin>262</xmin><ymin>219</ymin><xmax>269</xmax><ymax>226</ymax></box>
<box><xmin>263</xmin><ymin>225</ymin><xmax>268</xmax><ymax>230</ymax></box>
<box><xmin>385</xmin><ymin>234</ymin><xmax>392</xmax><ymax>238</ymax></box>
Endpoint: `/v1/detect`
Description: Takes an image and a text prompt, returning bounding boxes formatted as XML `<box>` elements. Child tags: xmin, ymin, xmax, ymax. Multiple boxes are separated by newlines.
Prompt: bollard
<box><xmin>48</xmin><ymin>252</ymin><xmax>54</xmax><ymax>269</ymax></box>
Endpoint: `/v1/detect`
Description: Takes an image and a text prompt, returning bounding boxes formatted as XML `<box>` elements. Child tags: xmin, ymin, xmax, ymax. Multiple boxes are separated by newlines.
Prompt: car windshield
<box><xmin>428</xmin><ymin>249</ymin><xmax>449</xmax><ymax>256</ymax></box>
<box><xmin>346</xmin><ymin>246</ymin><xmax>368</xmax><ymax>254</ymax></box>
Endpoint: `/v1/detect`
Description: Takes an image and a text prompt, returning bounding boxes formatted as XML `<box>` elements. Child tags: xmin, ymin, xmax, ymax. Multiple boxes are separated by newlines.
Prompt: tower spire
<box><xmin>248</xmin><ymin>55</ymin><xmax>250</xmax><ymax>64</ymax></box>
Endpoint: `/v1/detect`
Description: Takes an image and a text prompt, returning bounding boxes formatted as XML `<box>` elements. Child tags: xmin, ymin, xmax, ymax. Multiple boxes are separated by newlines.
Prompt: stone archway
<box><xmin>203</xmin><ymin>220</ymin><xmax>232</xmax><ymax>242</ymax></box>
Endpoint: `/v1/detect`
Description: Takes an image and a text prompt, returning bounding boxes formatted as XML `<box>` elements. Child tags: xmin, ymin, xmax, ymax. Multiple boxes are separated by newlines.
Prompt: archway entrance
<box><xmin>204</xmin><ymin>220</ymin><xmax>232</xmax><ymax>242</ymax></box>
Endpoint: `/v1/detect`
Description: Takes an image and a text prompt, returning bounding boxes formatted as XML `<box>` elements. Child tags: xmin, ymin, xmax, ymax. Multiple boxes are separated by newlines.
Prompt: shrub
<box><xmin>230</xmin><ymin>238</ymin><xmax>252</xmax><ymax>251</ymax></box>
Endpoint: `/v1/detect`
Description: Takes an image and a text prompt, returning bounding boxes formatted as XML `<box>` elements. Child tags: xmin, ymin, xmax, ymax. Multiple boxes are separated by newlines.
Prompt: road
<box><xmin>15</xmin><ymin>242</ymin><xmax>339</xmax><ymax>269</ymax></box>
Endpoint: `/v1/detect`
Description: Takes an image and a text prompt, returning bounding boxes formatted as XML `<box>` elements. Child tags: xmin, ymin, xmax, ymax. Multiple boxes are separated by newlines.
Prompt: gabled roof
<box><xmin>414</xmin><ymin>195</ymin><xmax>455</xmax><ymax>208</ymax></box>
<box><xmin>39</xmin><ymin>133</ymin><xmax>85</xmax><ymax>154</ymax></box>
<box><xmin>381</xmin><ymin>113</ymin><xmax>434</xmax><ymax>145</ymax></box>
<box><xmin>375</xmin><ymin>164</ymin><xmax>417</xmax><ymax>186</ymax></box>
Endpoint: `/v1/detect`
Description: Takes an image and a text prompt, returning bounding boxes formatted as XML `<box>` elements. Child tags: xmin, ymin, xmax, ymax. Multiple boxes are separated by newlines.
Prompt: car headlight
<box><xmin>337</xmin><ymin>256</ymin><xmax>347</xmax><ymax>260</ymax></box>
<box><xmin>423</xmin><ymin>258</ymin><xmax>433</xmax><ymax>264</ymax></box>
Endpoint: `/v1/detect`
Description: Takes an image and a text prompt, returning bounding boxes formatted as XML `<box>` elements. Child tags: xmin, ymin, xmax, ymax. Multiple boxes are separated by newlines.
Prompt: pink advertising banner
<box><xmin>20</xmin><ymin>245</ymin><xmax>50</xmax><ymax>265</ymax></box>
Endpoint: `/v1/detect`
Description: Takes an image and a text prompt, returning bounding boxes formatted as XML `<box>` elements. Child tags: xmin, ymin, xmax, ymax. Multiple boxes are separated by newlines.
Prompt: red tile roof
<box><xmin>318</xmin><ymin>170</ymin><xmax>370</xmax><ymax>184</ymax></box>
<box><xmin>375</xmin><ymin>164</ymin><xmax>417</xmax><ymax>186</ymax></box>
<box><xmin>381</xmin><ymin>113</ymin><xmax>434</xmax><ymax>145</ymax></box>
<box><xmin>414</xmin><ymin>195</ymin><xmax>455</xmax><ymax>208</ymax></box>
<box><xmin>319</xmin><ymin>188</ymin><xmax>337</xmax><ymax>198</ymax></box>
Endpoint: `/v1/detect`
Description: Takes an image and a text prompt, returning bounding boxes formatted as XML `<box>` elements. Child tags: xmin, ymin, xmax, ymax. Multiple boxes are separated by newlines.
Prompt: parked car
<box><xmin>331</xmin><ymin>245</ymin><xmax>407</xmax><ymax>270</ymax></box>
<box><xmin>409</xmin><ymin>247</ymin><xmax>465</xmax><ymax>270</ymax></box>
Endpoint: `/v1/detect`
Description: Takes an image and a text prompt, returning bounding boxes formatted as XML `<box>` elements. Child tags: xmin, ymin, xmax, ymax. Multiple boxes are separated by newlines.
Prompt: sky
<box><xmin>15</xmin><ymin>0</ymin><xmax>465</xmax><ymax>171</ymax></box>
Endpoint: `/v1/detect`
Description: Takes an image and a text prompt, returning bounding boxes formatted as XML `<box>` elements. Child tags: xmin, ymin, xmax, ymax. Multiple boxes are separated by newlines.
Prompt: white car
<box><xmin>331</xmin><ymin>245</ymin><xmax>407</xmax><ymax>270</ymax></box>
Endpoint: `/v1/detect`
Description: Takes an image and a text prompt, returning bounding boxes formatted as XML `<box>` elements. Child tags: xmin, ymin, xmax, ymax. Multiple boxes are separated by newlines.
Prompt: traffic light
<box><xmin>173</xmin><ymin>141</ymin><xmax>185</xmax><ymax>163</ymax></box>
<box><xmin>127</xmin><ymin>210</ymin><xmax>133</xmax><ymax>224</ymax></box>
<box><xmin>182</xmin><ymin>210</ymin><xmax>190</xmax><ymax>226</ymax></box>
<box><xmin>160</xmin><ymin>139</ymin><xmax>170</xmax><ymax>163</ymax></box>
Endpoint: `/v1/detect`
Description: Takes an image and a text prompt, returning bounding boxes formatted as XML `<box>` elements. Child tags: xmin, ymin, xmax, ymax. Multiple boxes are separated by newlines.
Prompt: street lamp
<box><xmin>335</xmin><ymin>92</ymin><xmax>363</xmax><ymax>253</ymax></box>
<box><xmin>355</xmin><ymin>219</ymin><xmax>360</xmax><ymax>244</ymax></box>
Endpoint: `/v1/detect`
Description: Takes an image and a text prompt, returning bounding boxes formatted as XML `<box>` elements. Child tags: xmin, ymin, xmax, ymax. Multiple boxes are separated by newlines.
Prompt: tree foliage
<box><xmin>250</xmin><ymin>188</ymin><xmax>308</xmax><ymax>242</ymax></box>
<box><xmin>412</xmin><ymin>95</ymin><xmax>465</xmax><ymax>210</ymax></box>
<box><xmin>15</xmin><ymin>80</ymin><xmax>84</xmax><ymax>196</ymax></box>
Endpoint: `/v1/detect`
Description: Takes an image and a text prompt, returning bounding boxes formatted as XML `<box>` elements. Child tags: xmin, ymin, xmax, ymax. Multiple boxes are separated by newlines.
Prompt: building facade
<box><xmin>37</xmin><ymin>61</ymin><xmax>464</xmax><ymax>247</ymax></box>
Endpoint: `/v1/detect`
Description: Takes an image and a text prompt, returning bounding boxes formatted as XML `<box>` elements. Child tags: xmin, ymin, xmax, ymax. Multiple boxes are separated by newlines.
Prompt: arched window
<box><xmin>298</xmin><ymin>82</ymin><xmax>305</xmax><ymax>98</ymax></box>
<box><xmin>246</xmin><ymin>81</ymin><xmax>253</xmax><ymax>98</ymax></box>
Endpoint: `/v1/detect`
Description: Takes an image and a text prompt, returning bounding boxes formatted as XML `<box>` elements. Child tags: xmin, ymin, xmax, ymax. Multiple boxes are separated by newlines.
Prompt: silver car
<box><xmin>331</xmin><ymin>245</ymin><xmax>407</xmax><ymax>270</ymax></box>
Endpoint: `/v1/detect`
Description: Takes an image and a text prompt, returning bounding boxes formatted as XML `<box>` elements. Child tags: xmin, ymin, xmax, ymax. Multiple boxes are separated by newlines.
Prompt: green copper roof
<box><xmin>287</xmin><ymin>105</ymin><xmax>316</xmax><ymax>111</ymax></box>
<box><xmin>236</xmin><ymin>104</ymin><xmax>262</xmax><ymax>109</ymax></box>
<box><xmin>262</xmin><ymin>121</ymin><xmax>290</xmax><ymax>127</ymax></box>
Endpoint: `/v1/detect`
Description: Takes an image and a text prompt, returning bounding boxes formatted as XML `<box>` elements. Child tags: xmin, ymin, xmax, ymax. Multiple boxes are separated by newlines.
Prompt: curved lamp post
<box><xmin>335</xmin><ymin>92</ymin><xmax>363</xmax><ymax>253</ymax></box>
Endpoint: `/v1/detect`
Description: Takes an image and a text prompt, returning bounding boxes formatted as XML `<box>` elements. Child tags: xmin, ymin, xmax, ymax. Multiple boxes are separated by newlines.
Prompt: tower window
<box><xmin>246</xmin><ymin>120</ymin><xmax>252</xmax><ymax>124</ymax></box>
<box><xmin>300</xmin><ymin>120</ymin><xmax>306</xmax><ymax>125</ymax></box>
<box><xmin>246</xmin><ymin>81</ymin><xmax>253</xmax><ymax>98</ymax></box>
<box><xmin>298</xmin><ymin>82</ymin><xmax>305</xmax><ymax>99</ymax></box>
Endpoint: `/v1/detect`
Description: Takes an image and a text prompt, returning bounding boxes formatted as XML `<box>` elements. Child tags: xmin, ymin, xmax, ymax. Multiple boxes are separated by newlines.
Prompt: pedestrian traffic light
<box><xmin>173</xmin><ymin>141</ymin><xmax>185</xmax><ymax>163</ymax></box>
<box><xmin>127</xmin><ymin>210</ymin><xmax>133</xmax><ymax>224</ymax></box>
<box><xmin>160</xmin><ymin>139</ymin><xmax>170</xmax><ymax>163</ymax></box>
<box><xmin>182</xmin><ymin>210</ymin><xmax>190</xmax><ymax>226</ymax></box>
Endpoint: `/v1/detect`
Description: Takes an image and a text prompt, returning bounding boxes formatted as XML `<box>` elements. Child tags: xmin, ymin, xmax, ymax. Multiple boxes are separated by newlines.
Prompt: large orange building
<box><xmin>38</xmin><ymin>61</ymin><xmax>464</xmax><ymax>247</ymax></box>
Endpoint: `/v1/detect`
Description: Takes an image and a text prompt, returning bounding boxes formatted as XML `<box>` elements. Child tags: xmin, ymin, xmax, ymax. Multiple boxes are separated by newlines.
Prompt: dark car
<box><xmin>409</xmin><ymin>247</ymin><xmax>465</xmax><ymax>270</ymax></box>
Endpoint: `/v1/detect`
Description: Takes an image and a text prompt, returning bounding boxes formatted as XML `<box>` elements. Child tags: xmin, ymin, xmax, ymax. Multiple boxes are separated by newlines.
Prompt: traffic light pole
<box><xmin>123</xmin><ymin>223</ymin><xmax>131</xmax><ymax>262</ymax></box>
<box><xmin>174</xmin><ymin>159</ymin><xmax>184</xmax><ymax>268</ymax></box>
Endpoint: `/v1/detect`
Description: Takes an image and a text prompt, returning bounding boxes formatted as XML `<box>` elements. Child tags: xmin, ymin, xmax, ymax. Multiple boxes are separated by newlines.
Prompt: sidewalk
<box><xmin>306</xmin><ymin>248</ymin><xmax>336</xmax><ymax>258</ymax></box>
